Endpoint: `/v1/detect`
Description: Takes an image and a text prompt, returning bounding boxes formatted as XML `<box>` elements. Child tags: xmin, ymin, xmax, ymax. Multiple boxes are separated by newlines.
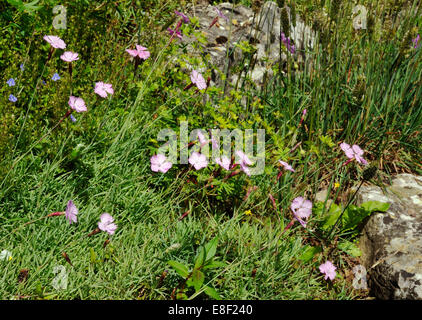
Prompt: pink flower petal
<box><xmin>190</xmin><ymin>70</ymin><xmax>207</xmax><ymax>90</ymax></box>
<box><xmin>44</xmin><ymin>35</ymin><xmax>66</xmax><ymax>49</ymax></box>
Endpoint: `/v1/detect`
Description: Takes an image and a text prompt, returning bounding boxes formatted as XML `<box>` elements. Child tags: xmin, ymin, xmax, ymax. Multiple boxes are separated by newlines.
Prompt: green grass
<box><xmin>0</xmin><ymin>0</ymin><xmax>421</xmax><ymax>299</ymax></box>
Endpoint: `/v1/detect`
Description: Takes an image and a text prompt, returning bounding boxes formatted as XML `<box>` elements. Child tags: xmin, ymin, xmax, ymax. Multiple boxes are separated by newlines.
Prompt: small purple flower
<box><xmin>168</xmin><ymin>28</ymin><xmax>182</xmax><ymax>40</ymax></box>
<box><xmin>52</xmin><ymin>73</ymin><xmax>61</xmax><ymax>81</ymax></box>
<box><xmin>20</xmin><ymin>63</ymin><xmax>25</xmax><ymax>71</ymax></box>
<box><xmin>70</xmin><ymin>114</ymin><xmax>77</xmax><ymax>122</ymax></box>
<box><xmin>280</xmin><ymin>32</ymin><xmax>295</xmax><ymax>54</ymax></box>
<box><xmin>175</xmin><ymin>10</ymin><xmax>190</xmax><ymax>24</ymax></box>
<box><xmin>413</xmin><ymin>34</ymin><xmax>420</xmax><ymax>49</ymax></box>
<box><xmin>214</xmin><ymin>7</ymin><xmax>229</xmax><ymax>22</ymax></box>
<box><xmin>7</xmin><ymin>78</ymin><xmax>15</xmax><ymax>86</ymax></box>
<box><xmin>8</xmin><ymin>94</ymin><xmax>17</xmax><ymax>103</ymax></box>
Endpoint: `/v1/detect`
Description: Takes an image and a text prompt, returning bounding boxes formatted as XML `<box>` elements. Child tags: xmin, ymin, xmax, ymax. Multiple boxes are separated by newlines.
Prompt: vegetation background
<box><xmin>0</xmin><ymin>0</ymin><xmax>420</xmax><ymax>299</ymax></box>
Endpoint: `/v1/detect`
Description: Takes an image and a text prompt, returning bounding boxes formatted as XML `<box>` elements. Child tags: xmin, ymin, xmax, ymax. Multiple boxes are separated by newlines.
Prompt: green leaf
<box><xmin>203</xmin><ymin>260</ymin><xmax>227</xmax><ymax>270</ymax></box>
<box><xmin>320</xmin><ymin>203</ymin><xmax>342</xmax><ymax>231</ymax></box>
<box><xmin>338</xmin><ymin>240</ymin><xmax>361</xmax><ymax>257</ymax></box>
<box><xmin>194</xmin><ymin>246</ymin><xmax>206</xmax><ymax>269</ymax></box>
<box><xmin>341</xmin><ymin>205</ymin><xmax>370</xmax><ymax>231</ymax></box>
<box><xmin>203</xmin><ymin>286</ymin><xmax>221</xmax><ymax>300</ymax></box>
<box><xmin>360</xmin><ymin>201</ymin><xmax>390</xmax><ymax>213</ymax></box>
<box><xmin>90</xmin><ymin>248</ymin><xmax>97</xmax><ymax>264</ymax></box>
<box><xmin>167</xmin><ymin>260</ymin><xmax>189</xmax><ymax>278</ymax></box>
<box><xmin>191</xmin><ymin>269</ymin><xmax>205</xmax><ymax>292</ymax></box>
<box><xmin>23</xmin><ymin>0</ymin><xmax>42</xmax><ymax>12</ymax></box>
<box><xmin>6</xmin><ymin>0</ymin><xmax>23</xmax><ymax>8</ymax></box>
<box><xmin>299</xmin><ymin>246</ymin><xmax>322</xmax><ymax>263</ymax></box>
<box><xmin>204</xmin><ymin>237</ymin><xmax>218</xmax><ymax>261</ymax></box>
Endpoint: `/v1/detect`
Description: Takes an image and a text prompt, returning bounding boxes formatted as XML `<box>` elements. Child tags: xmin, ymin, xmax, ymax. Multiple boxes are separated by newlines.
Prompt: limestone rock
<box><xmin>357</xmin><ymin>174</ymin><xmax>422</xmax><ymax>299</ymax></box>
<box><xmin>183</xmin><ymin>2</ymin><xmax>316</xmax><ymax>88</ymax></box>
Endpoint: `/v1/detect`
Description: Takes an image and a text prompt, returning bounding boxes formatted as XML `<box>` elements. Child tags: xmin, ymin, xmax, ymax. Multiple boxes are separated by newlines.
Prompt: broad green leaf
<box><xmin>342</xmin><ymin>205</ymin><xmax>371</xmax><ymax>231</ymax></box>
<box><xmin>203</xmin><ymin>260</ymin><xmax>227</xmax><ymax>270</ymax></box>
<box><xmin>320</xmin><ymin>203</ymin><xmax>342</xmax><ymax>231</ymax></box>
<box><xmin>204</xmin><ymin>286</ymin><xmax>221</xmax><ymax>300</ymax></box>
<box><xmin>194</xmin><ymin>246</ymin><xmax>206</xmax><ymax>269</ymax></box>
<box><xmin>361</xmin><ymin>201</ymin><xmax>390</xmax><ymax>213</ymax></box>
<box><xmin>338</xmin><ymin>240</ymin><xmax>361</xmax><ymax>257</ymax></box>
<box><xmin>299</xmin><ymin>246</ymin><xmax>322</xmax><ymax>263</ymax></box>
<box><xmin>191</xmin><ymin>269</ymin><xmax>205</xmax><ymax>292</ymax></box>
<box><xmin>167</xmin><ymin>260</ymin><xmax>189</xmax><ymax>278</ymax></box>
<box><xmin>204</xmin><ymin>237</ymin><xmax>218</xmax><ymax>261</ymax></box>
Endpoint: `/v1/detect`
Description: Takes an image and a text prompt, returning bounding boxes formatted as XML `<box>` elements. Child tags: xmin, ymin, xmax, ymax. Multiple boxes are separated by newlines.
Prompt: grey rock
<box><xmin>357</xmin><ymin>174</ymin><xmax>422</xmax><ymax>299</ymax></box>
<box><xmin>183</xmin><ymin>2</ymin><xmax>316</xmax><ymax>88</ymax></box>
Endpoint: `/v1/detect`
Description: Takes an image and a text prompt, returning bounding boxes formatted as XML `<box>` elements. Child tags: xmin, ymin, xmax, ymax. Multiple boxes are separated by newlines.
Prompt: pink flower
<box><xmin>291</xmin><ymin>196</ymin><xmax>312</xmax><ymax>227</ymax></box>
<box><xmin>236</xmin><ymin>150</ymin><xmax>253</xmax><ymax>176</ymax></box>
<box><xmin>94</xmin><ymin>82</ymin><xmax>114</xmax><ymax>98</ymax></box>
<box><xmin>98</xmin><ymin>213</ymin><xmax>117</xmax><ymax>235</ymax></box>
<box><xmin>68</xmin><ymin>96</ymin><xmax>87</xmax><ymax>112</ymax></box>
<box><xmin>319</xmin><ymin>261</ymin><xmax>337</xmax><ymax>281</ymax></box>
<box><xmin>43</xmin><ymin>35</ymin><xmax>66</xmax><ymax>49</ymax></box>
<box><xmin>126</xmin><ymin>45</ymin><xmax>150</xmax><ymax>60</ymax></box>
<box><xmin>215</xmin><ymin>156</ymin><xmax>231</xmax><ymax>170</ymax></box>
<box><xmin>65</xmin><ymin>200</ymin><xmax>78</xmax><ymax>225</ymax></box>
<box><xmin>340</xmin><ymin>142</ymin><xmax>368</xmax><ymax>165</ymax></box>
<box><xmin>190</xmin><ymin>70</ymin><xmax>207</xmax><ymax>90</ymax></box>
<box><xmin>189</xmin><ymin>151</ymin><xmax>208</xmax><ymax>170</ymax></box>
<box><xmin>210</xmin><ymin>135</ymin><xmax>219</xmax><ymax>149</ymax></box>
<box><xmin>150</xmin><ymin>154</ymin><xmax>172</xmax><ymax>173</ymax></box>
<box><xmin>196</xmin><ymin>131</ymin><xmax>208</xmax><ymax>147</ymax></box>
<box><xmin>279</xmin><ymin>160</ymin><xmax>295</xmax><ymax>172</ymax></box>
<box><xmin>60</xmin><ymin>51</ymin><xmax>79</xmax><ymax>62</ymax></box>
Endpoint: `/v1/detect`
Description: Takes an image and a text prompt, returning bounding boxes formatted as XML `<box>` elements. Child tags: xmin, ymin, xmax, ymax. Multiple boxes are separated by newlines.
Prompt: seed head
<box><xmin>363</xmin><ymin>166</ymin><xmax>377</xmax><ymax>181</ymax></box>
<box><xmin>281</xmin><ymin>7</ymin><xmax>290</xmax><ymax>37</ymax></box>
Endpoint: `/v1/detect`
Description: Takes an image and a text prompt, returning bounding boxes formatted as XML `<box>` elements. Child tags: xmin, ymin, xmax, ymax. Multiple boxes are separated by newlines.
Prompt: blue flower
<box><xmin>20</xmin><ymin>63</ymin><xmax>25</xmax><ymax>71</ymax></box>
<box><xmin>52</xmin><ymin>73</ymin><xmax>61</xmax><ymax>81</ymax></box>
<box><xmin>6</xmin><ymin>78</ymin><xmax>15</xmax><ymax>86</ymax></box>
<box><xmin>8</xmin><ymin>94</ymin><xmax>17</xmax><ymax>103</ymax></box>
<box><xmin>70</xmin><ymin>114</ymin><xmax>77</xmax><ymax>122</ymax></box>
